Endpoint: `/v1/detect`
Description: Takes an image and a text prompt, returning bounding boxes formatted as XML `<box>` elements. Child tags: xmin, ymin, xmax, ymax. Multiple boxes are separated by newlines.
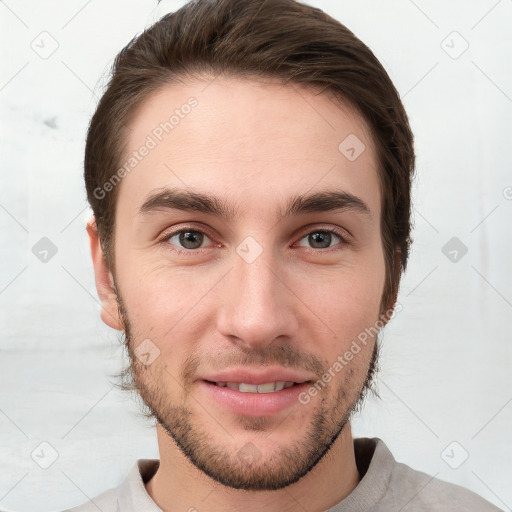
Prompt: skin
<box><xmin>88</xmin><ymin>75</ymin><xmax>394</xmax><ymax>512</ymax></box>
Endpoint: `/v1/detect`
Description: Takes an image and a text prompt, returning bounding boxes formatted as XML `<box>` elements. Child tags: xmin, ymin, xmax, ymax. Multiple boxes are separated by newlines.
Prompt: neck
<box><xmin>145</xmin><ymin>423</ymin><xmax>360</xmax><ymax>512</ymax></box>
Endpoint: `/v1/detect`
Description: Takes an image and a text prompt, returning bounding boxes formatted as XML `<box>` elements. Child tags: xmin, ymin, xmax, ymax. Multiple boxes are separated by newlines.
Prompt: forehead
<box><xmin>117</xmin><ymin>75</ymin><xmax>380</xmax><ymax>219</ymax></box>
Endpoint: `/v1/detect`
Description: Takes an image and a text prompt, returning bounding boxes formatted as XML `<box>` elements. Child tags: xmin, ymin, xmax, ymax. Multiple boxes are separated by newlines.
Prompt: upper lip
<box><xmin>200</xmin><ymin>367</ymin><xmax>314</xmax><ymax>385</ymax></box>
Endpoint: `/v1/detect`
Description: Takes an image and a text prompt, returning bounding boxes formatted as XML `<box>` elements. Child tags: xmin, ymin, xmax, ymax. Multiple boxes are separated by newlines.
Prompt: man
<box><xmin>67</xmin><ymin>0</ymin><xmax>500</xmax><ymax>510</ymax></box>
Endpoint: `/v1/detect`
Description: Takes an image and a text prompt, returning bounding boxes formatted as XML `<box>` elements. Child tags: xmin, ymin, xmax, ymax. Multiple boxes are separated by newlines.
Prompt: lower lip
<box><xmin>199</xmin><ymin>381</ymin><xmax>310</xmax><ymax>417</ymax></box>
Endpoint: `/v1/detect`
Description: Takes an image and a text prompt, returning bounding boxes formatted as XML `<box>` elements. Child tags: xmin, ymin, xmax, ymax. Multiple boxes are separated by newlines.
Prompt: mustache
<box><xmin>182</xmin><ymin>344</ymin><xmax>327</xmax><ymax>385</ymax></box>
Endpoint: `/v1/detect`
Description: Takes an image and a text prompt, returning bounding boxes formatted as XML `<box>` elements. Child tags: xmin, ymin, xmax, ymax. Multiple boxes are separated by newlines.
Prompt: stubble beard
<box><xmin>113</xmin><ymin>289</ymin><xmax>380</xmax><ymax>491</ymax></box>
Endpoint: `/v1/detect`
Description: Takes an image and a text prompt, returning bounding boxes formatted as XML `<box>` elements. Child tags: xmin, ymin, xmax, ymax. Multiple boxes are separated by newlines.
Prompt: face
<box><xmin>99</xmin><ymin>76</ymin><xmax>388</xmax><ymax>490</ymax></box>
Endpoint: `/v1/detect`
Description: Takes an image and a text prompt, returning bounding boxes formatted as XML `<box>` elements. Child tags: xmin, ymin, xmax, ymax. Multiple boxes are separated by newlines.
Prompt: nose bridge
<box><xmin>217</xmin><ymin>237</ymin><xmax>298</xmax><ymax>347</ymax></box>
<box><xmin>237</xmin><ymin>240</ymin><xmax>280</xmax><ymax>303</ymax></box>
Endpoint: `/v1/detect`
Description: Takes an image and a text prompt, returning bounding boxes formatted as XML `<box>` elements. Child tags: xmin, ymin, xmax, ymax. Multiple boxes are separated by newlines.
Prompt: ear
<box><xmin>86</xmin><ymin>216</ymin><xmax>124</xmax><ymax>330</ymax></box>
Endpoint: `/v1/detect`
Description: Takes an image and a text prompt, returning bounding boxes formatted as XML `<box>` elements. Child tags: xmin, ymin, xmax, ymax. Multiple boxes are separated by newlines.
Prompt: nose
<box><xmin>216</xmin><ymin>242</ymin><xmax>299</xmax><ymax>350</ymax></box>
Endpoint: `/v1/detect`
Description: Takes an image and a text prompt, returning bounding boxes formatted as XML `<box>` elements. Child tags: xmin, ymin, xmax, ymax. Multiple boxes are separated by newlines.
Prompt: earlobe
<box><xmin>86</xmin><ymin>217</ymin><xmax>124</xmax><ymax>331</ymax></box>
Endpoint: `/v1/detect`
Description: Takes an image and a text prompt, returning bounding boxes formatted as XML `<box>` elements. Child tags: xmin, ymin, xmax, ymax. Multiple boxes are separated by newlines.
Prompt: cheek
<box><xmin>118</xmin><ymin>262</ymin><xmax>215</xmax><ymax>353</ymax></box>
<box><xmin>116</xmin><ymin>229</ymin><xmax>385</xmax><ymax>353</ymax></box>
<box><xmin>295</xmin><ymin>261</ymin><xmax>384</xmax><ymax>380</ymax></box>
<box><xmin>298</xmin><ymin>260</ymin><xmax>385</xmax><ymax>331</ymax></box>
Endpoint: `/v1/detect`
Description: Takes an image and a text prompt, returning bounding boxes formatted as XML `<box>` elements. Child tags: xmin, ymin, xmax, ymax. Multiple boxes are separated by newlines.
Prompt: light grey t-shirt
<box><xmin>64</xmin><ymin>437</ymin><xmax>502</xmax><ymax>511</ymax></box>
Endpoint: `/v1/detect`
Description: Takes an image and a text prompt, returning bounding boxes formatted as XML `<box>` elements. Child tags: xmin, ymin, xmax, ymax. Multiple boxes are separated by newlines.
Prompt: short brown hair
<box><xmin>84</xmin><ymin>0</ymin><xmax>414</xmax><ymax>315</ymax></box>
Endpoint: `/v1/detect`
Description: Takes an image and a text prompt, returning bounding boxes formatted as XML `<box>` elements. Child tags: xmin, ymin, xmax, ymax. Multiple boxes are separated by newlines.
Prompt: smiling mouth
<box><xmin>204</xmin><ymin>381</ymin><xmax>307</xmax><ymax>393</ymax></box>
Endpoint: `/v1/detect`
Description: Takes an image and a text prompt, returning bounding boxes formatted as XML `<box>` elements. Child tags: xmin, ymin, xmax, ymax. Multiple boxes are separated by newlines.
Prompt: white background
<box><xmin>1</xmin><ymin>1</ymin><xmax>511</xmax><ymax>511</ymax></box>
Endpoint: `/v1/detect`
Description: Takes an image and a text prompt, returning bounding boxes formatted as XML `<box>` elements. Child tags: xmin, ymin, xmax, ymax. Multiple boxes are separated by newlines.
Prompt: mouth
<box><xmin>199</xmin><ymin>377</ymin><xmax>313</xmax><ymax>417</ymax></box>
<box><xmin>204</xmin><ymin>380</ymin><xmax>302</xmax><ymax>393</ymax></box>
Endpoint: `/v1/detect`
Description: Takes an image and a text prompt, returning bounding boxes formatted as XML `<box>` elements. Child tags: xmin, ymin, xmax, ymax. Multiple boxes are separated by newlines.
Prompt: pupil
<box><xmin>310</xmin><ymin>232</ymin><xmax>331</xmax><ymax>248</ymax></box>
<box><xmin>180</xmin><ymin>231</ymin><xmax>203</xmax><ymax>249</ymax></box>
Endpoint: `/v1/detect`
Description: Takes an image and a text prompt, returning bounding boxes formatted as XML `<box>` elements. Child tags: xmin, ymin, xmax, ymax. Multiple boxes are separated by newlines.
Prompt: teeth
<box><xmin>239</xmin><ymin>383</ymin><xmax>259</xmax><ymax>393</ymax></box>
<box><xmin>215</xmin><ymin>381</ymin><xmax>295</xmax><ymax>393</ymax></box>
<box><xmin>274</xmin><ymin>382</ymin><xmax>285</xmax><ymax>391</ymax></box>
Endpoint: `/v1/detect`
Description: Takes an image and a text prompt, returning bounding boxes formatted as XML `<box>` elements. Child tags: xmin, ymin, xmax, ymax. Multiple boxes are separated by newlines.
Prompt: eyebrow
<box><xmin>138</xmin><ymin>187</ymin><xmax>372</xmax><ymax>221</ymax></box>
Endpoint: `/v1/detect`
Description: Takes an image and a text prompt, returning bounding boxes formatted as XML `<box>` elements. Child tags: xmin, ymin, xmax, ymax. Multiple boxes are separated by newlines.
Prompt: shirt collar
<box><xmin>117</xmin><ymin>459</ymin><xmax>161</xmax><ymax>511</ymax></box>
<box><xmin>325</xmin><ymin>437</ymin><xmax>394</xmax><ymax>511</ymax></box>
<box><xmin>116</xmin><ymin>437</ymin><xmax>392</xmax><ymax>512</ymax></box>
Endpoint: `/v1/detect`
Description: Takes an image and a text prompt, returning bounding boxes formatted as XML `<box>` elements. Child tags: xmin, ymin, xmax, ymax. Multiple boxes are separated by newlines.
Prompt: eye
<box><xmin>159</xmin><ymin>225</ymin><xmax>349</xmax><ymax>254</ymax></box>
<box><xmin>163</xmin><ymin>227</ymin><xmax>214</xmax><ymax>251</ymax></box>
<box><xmin>296</xmin><ymin>228</ymin><xmax>346</xmax><ymax>250</ymax></box>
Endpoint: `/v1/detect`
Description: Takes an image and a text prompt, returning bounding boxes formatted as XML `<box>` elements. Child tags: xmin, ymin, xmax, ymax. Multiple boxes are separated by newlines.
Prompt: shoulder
<box><xmin>60</xmin><ymin>486</ymin><xmax>117</xmax><ymax>512</ymax></box>
<box><xmin>58</xmin><ymin>459</ymin><xmax>160</xmax><ymax>512</ymax></box>
<box><xmin>385</xmin><ymin>454</ymin><xmax>502</xmax><ymax>511</ymax></box>
<box><xmin>60</xmin><ymin>458</ymin><xmax>160</xmax><ymax>512</ymax></box>
<box><xmin>352</xmin><ymin>438</ymin><xmax>502</xmax><ymax>512</ymax></box>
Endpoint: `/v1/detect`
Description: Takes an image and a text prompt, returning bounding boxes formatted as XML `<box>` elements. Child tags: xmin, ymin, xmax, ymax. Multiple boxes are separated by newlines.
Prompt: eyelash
<box><xmin>158</xmin><ymin>224</ymin><xmax>350</xmax><ymax>255</ymax></box>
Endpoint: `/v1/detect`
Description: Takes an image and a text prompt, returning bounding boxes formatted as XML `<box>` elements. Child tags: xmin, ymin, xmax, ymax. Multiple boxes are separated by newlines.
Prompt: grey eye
<box><xmin>297</xmin><ymin>230</ymin><xmax>341</xmax><ymax>249</ymax></box>
<box><xmin>169</xmin><ymin>230</ymin><xmax>208</xmax><ymax>250</ymax></box>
